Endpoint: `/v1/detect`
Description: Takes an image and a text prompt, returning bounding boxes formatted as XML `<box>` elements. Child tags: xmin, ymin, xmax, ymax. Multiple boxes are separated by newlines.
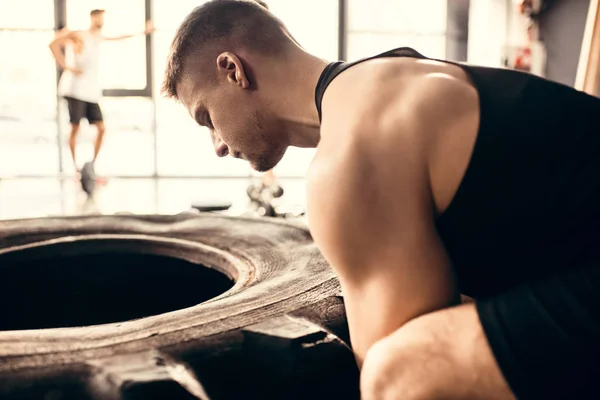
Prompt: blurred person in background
<box><xmin>49</xmin><ymin>9</ymin><xmax>154</xmax><ymax>175</ymax></box>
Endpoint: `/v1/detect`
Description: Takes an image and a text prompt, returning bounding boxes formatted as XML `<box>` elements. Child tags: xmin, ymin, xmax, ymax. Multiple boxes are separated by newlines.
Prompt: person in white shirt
<box><xmin>49</xmin><ymin>9</ymin><xmax>154</xmax><ymax>173</ymax></box>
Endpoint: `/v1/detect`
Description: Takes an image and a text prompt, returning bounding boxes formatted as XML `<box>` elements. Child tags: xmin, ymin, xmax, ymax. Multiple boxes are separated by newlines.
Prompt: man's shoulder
<box><xmin>66</xmin><ymin>30</ymin><xmax>83</xmax><ymax>37</ymax></box>
<box><xmin>319</xmin><ymin>57</ymin><xmax>478</xmax><ymax>143</ymax></box>
<box><xmin>61</xmin><ymin>30</ymin><xmax>85</xmax><ymax>43</ymax></box>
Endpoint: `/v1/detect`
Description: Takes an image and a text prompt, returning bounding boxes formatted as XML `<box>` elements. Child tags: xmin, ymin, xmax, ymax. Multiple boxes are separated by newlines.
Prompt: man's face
<box><xmin>91</xmin><ymin>13</ymin><xmax>104</xmax><ymax>29</ymax></box>
<box><xmin>177</xmin><ymin>58</ymin><xmax>288</xmax><ymax>172</ymax></box>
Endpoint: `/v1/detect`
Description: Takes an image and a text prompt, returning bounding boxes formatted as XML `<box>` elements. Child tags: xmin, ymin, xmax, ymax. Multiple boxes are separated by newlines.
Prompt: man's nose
<box><xmin>209</xmin><ymin>131</ymin><xmax>229</xmax><ymax>157</ymax></box>
<box><xmin>214</xmin><ymin>140</ymin><xmax>229</xmax><ymax>158</ymax></box>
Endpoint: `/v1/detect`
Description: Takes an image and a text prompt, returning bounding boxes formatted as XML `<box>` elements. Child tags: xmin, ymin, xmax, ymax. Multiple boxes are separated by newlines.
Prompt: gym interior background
<box><xmin>0</xmin><ymin>0</ymin><xmax>597</xmax><ymax>220</ymax></box>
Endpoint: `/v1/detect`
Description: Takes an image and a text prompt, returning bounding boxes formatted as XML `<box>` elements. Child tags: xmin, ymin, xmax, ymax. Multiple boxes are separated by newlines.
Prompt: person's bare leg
<box><xmin>69</xmin><ymin>123</ymin><xmax>81</xmax><ymax>171</ymax></box>
<box><xmin>92</xmin><ymin>121</ymin><xmax>105</xmax><ymax>163</ymax></box>
<box><xmin>360</xmin><ymin>303</ymin><xmax>516</xmax><ymax>400</ymax></box>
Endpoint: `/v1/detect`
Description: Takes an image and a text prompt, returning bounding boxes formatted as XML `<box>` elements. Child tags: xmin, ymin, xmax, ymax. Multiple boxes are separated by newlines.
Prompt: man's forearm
<box><xmin>49</xmin><ymin>44</ymin><xmax>66</xmax><ymax>70</ymax></box>
<box><xmin>261</xmin><ymin>170</ymin><xmax>277</xmax><ymax>186</ymax></box>
<box><xmin>104</xmin><ymin>34</ymin><xmax>136</xmax><ymax>41</ymax></box>
<box><xmin>106</xmin><ymin>21</ymin><xmax>154</xmax><ymax>41</ymax></box>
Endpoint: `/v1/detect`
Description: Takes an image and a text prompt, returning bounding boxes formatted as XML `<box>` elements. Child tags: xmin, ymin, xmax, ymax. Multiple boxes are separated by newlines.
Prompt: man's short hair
<box><xmin>90</xmin><ymin>9</ymin><xmax>105</xmax><ymax>16</ymax></box>
<box><xmin>162</xmin><ymin>0</ymin><xmax>288</xmax><ymax>100</ymax></box>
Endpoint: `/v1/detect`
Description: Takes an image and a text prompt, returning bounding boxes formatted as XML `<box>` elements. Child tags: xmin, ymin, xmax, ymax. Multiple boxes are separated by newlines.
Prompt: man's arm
<box><xmin>48</xmin><ymin>30</ymin><xmax>81</xmax><ymax>74</ymax></box>
<box><xmin>306</xmin><ymin>73</ymin><xmax>474</xmax><ymax>364</ymax></box>
<box><xmin>261</xmin><ymin>169</ymin><xmax>277</xmax><ymax>186</ymax></box>
<box><xmin>103</xmin><ymin>20</ymin><xmax>154</xmax><ymax>41</ymax></box>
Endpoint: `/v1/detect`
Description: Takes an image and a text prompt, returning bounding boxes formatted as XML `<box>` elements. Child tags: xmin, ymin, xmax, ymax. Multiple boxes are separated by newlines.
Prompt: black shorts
<box><xmin>476</xmin><ymin>263</ymin><xmax>600</xmax><ymax>399</ymax></box>
<box><xmin>65</xmin><ymin>96</ymin><xmax>103</xmax><ymax>124</ymax></box>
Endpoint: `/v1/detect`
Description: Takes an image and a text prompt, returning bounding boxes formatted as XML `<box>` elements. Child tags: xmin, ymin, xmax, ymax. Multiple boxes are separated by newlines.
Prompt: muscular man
<box><xmin>162</xmin><ymin>1</ymin><xmax>600</xmax><ymax>399</ymax></box>
<box><xmin>49</xmin><ymin>9</ymin><xmax>154</xmax><ymax>173</ymax></box>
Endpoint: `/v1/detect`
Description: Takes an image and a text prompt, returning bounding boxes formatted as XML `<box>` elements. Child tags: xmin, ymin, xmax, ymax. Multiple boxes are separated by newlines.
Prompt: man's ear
<box><xmin>216</xmin><ymin>52</ymin><xmax>250</xmax><ymax>89</ymax></box>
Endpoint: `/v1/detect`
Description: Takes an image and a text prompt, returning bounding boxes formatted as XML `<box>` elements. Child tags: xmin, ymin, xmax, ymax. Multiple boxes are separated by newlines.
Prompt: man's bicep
<box><xmin>52</xmin><ymin>31</ymin><xmax>78</xmax><ymax>47</ymax></box>
<box><xmin>306</xmin><ymin>161</ymin><xmax>369</xmax><ymax>282</ymax></box>
<box><xmin>306</xmin><ymin>144</ymin><xmax>459</xmax><ymax>358</ymax></box>
<box><xmin>306</xmin><ymin>144</ymin><xmax>417</xmax><ymax>281</ymax></box>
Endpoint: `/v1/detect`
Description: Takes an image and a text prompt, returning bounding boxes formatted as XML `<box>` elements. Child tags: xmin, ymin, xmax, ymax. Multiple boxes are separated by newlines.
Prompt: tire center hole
<box><xmin>0</xmin><ymin>248</ymin><xmax>234</xmax><ymax>331</ymax></box>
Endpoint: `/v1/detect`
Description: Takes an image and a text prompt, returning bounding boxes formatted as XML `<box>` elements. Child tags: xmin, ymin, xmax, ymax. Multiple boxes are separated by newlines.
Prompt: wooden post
<box><xmin>575</xmin><ymin>0</ymin><xmax>600</xmax><ymax>96</ymax></box>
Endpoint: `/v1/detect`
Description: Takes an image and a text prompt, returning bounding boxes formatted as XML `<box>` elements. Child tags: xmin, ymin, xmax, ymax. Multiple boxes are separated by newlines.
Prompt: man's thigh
<box><xmin>85</xmin><ymin>101</ymin><xmax>103</xmax><ymax>124</ymax></box>
<box><xmin>477</xmin><ymin>263</ymin><xmax>600</xmax><ymax>400</ymax></box>
<box><xmin>362</xmin><ymin>303</ymin><xmax>515</xmax><ymax>400</ymax></box>
<box><xmin>362</xmin><ymin>264</ymin><xmax>600</xmax><ymax>400</ymax></box>
<box><xmin>65</xmin><ymin>97</ymin><xmax>85</xmax><ymax>124</ymax></box>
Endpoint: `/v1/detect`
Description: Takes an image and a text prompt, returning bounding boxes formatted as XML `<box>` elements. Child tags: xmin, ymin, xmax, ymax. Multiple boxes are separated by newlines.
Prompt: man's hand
<box><xmin>104</xmin><ymin>20</ymin><xmax>154</xmax><ymax>41</ymax></box>
<box><xmin>144</xmin><ymin>20</ymin><xmax>155</xmax><ymax>35</ymax></box>
<box><xmin>67</xmin><ymin>67</ymin><xmax>83</xmax><ymax>76</ymax></box>
<box><xmin>49</xmin><ymin>30</ymin><xmax>81</xmax><ymax>70</ymax></box>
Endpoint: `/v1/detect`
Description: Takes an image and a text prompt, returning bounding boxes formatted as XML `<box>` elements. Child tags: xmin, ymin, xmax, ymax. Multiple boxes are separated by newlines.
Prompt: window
<box><xmin>154</xmin><ymin>95</ymin><xmax>251</xmax><ymax>177</ymax></box>
<box><xmin>265</xmin><ymin>0</ymin><xmax>339</xmax><ymax>177</ymax></box>
<box><xmin>66</xmin><ymin>0</ymin><xmax>147</xmax><ymax>90</ymax></box>
<box><xmin>266</xmin><ymin>0</ymin><xmax>339</xmax><ymax>60</ymax></box>
<box><xmin>0</xmin><ymin>180</ymin><xmax>66</xmax><ymax>220</ymax></box>
<box><xmin>347</xmin><ymin>33</ymin><xmax>447</xmax><ymax>60</ymax></box>
<box><xmin>0</xmin><ymin>5</ymin><xmax>59</xmax><ymax>177</ymax></box>
<box><xmin>347</xmin><ymin>0</ymin><xmax>447</xmax><ymax>60</ymax></box>
<box><xmin>152</xmin><ymin>0</ymin><xmax>205</xmax><ymax>31</ymax></box>
<box><xmin>0</xmin><ymin>0</ymin><xmax>54</xmax><ymax>30</ymax></box>
<box><xmin>56</xmin><ymin>0</ymin><xmax>153</xmax><ymax>176</ymax></box>
<box><xmin>152</xmin><ymin>0</ymin><xmax>251</xmax><ymax>176</ymax></box>
<box><xmin>152</xmin><ymin>0</ymin><xmax>339</xmax><ymax>177</ymax></box>
<box><xmin>58</xmin><ymin>97</ymin><xmax>155</xmax><ymax>176</ymax></box>
<box><xmin>348</xmin><ymin>0</ymin><xmax>447</xmax><ymax>34</ymax></box>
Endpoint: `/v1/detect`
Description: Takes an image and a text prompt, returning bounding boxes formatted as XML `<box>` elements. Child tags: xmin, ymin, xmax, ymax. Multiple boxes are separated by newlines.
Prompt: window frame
<box><xmin>1</xmin><ymin>0</ymin><xmax>346</xmax><ymax>178</ymax></box>
<box><xmin>57</xmin><ymin>0</ymin><xmax>154</xmax><ymax>98</ymax></box>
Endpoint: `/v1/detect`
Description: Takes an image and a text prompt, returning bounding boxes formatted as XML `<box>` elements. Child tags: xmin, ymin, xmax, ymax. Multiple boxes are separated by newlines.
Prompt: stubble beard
<box><xmin>248</xmin><ymin>111</ymin><xmax>286</xmax><ymax>172</ymax></box>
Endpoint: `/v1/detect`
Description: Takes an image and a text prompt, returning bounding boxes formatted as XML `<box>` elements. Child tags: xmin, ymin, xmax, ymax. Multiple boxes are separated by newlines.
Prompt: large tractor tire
<box><xmin>0</xmin><ymin>214</ymin><xmax>359</xmax><ymax>400</ymax></box>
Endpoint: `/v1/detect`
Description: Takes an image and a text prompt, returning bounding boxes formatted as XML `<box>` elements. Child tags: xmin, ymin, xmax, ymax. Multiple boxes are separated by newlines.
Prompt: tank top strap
<box><xmin>314</xmin><ymin>47</ymin><xmax>428</xmax><ymax>121</ymax></box>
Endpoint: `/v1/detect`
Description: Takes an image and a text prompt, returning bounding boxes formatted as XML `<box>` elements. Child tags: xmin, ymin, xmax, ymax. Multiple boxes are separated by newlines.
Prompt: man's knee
<box><xmin>70</xmin><ymin>124</ymin><xmax>80</xmax><ymax>135</ymax></box>
<box><xmin>361</xmin><ymin>339</ymin><xmax>398</xmax><ymax>400</ymax></box>
<box><xmin>96</xmin><ymin>123</ymin><xmax>105</xmax><ymax>136</ymax></box>
<box><xmin>360</xmin><ymin>333</ymin><xmax>442</xmax><ymax>400</ymax></box>
<box><xmin>360</xmin><ymin>305</ymin><xmax>514</xmax><ymax>400</ymax></box>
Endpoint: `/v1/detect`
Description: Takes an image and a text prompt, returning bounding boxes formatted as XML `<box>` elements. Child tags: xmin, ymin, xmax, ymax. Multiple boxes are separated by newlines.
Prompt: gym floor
<box><xmin>0</xmin><ymin>177</ymin><xmax>308</xmax><ymax>221</ymax></box>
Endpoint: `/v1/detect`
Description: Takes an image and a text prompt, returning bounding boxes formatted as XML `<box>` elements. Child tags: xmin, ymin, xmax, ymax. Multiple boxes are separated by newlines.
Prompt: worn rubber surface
<box><xmin>0</xmin><ymin>214</ymin><xmax>358</xmax><ymax>400</ymax></box>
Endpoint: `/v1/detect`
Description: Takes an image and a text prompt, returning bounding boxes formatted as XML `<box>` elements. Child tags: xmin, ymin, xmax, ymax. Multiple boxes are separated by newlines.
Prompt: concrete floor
<box><xmin>0</xmin><ymin>177</ymin><xmax>308</xmax><ymax>221</ymax></box>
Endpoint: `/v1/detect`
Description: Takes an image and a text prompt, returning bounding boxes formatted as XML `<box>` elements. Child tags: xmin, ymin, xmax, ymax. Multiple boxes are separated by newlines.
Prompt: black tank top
<box><xmin>314</xmin><ymin>47</ymin><xmax>600</xmax><ymax>298</ymax></box>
